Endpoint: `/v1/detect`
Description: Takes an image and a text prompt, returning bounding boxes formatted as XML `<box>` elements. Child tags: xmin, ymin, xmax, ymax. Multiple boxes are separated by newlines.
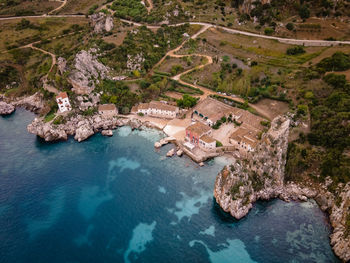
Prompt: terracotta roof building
<box><xmin>132</xmin><ymin>101</ymin><xmax>179</xmax><ymax>119</ymax></box>
<box><xmin>98</xmin><ymin>104</ymin><xmax>118</xmax><ymax>117</ymax></box>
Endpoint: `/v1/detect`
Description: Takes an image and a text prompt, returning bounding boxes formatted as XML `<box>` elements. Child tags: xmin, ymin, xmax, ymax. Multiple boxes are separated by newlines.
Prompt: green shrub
<box><xmin>264</xmin><ymin>27</ymin><xmax>274</xmax><ymax>35</ymax></box>
<box><xmin>286</xmin><ymin>46</ymin><xmax>305</xmax><ymax>55</ymax></box>
<box><xmin>286</xmin><ymin>23</ymin><xmax>294</xmax><ymax>31</ymax></box>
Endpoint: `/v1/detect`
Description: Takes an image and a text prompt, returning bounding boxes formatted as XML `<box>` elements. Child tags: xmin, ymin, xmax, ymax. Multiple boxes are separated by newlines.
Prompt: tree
<box><xmin>299</xmin><ymin>5</ymin><xmax>310</xmax><ymax>19</ymax></box>
<box><xmin>286</xmin><ymin>23</ymin><xmax>294</xmax><ymax>31</ymax></box>
<box><xmin>177</xmin><ymin>94</ymin><xmax>198</xmax><ymax>108</ymax></box>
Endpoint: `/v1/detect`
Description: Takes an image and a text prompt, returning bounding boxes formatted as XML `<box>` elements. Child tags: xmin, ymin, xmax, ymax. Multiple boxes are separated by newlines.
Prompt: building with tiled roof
<box><xmin>98</xmin><ymin>104</ymin><xmax>118</xmax><ymax>117</ymax></box>
<box><xmin>199</xmin><ymin>134</ymin><xmax>216</xmax><ymax>150</ymax></box>
<box><xmin>56</xmin><ymin>92</ymin><xmax>71</xmax><ymax>113</ymax></box>
<box><xmin>185</xmin><ymin>121</ymin><xmax>213</xmax><ymax>148</ymax></box>
<box><xmin>132</xmin><ymin>101</ymin><xmax>179</xmax><ymax>119</ymax></box>
<box><xmin>229</xmin><ymin>127</ymin><xmax>259</xmax><ymax>152</ymax></box>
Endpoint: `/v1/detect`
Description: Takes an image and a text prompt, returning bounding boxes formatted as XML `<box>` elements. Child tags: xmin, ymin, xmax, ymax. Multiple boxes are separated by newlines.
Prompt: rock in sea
<box><xmin>0</xmin><ymin>101</ymin><xmax>15</xmax><ymax>115</ymax></box>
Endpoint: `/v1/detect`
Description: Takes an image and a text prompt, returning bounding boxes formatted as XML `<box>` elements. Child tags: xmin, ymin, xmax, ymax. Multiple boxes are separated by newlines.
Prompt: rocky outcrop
<box><xmin>27</xmin><ymin>113</ymin><xmax>157</xmax><ymax>142</ymax></box>
<box><xmin>69</xmin><ymin>49</ymin><xmax>110</xmax><ymax>95</ymax></box>
<box><xmin>101</xmin><ymin>130</ymin><xmax>113</xmax><ymax>136</ymax></box>
<box><xmin>12</xmin><ymin>92</ymin><xmax>46</xmax><ymax>113</ymax></box>
<box><xmin>213</xmin><ymin>115</ymin><xmax>350</xmax><ymax>261</ymax></box>
<box><xmin>318</xmin><ymin>183</ymin><xmax>350</xmax><ymax>262</ymax></box>
<box><xmin>0</xmin><ymin>101</ymin><xmax>15</xmax><ymax>115</ymax></box>
<box><xmin>90</xmin><ymin>13</ymin><xmax>114</xmax><ymax>34</ymax></box>
<box><xmin>214</xmin><ymin>116</ymin><xmax>290</xmax><ymax>219</ymax></box>
<box><xmin>57</xmin><ymin>57</ymin><xmax>67</xmax><ymax>75</ymax></box>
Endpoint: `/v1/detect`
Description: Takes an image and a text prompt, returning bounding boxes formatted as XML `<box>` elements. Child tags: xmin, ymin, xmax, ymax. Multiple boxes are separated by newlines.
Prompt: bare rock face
<box><xmin>69</xmin><ymin>49</ymin><xmax>110</xmax><ymax>95</ymax></box>
<box><xmin>27</xmin><ymin>118</ymin><xmax>68</xmax><ymax>141</ymax></box>
<box><xmin>74</xmin><ymin>123</ymin><xmax>94</xmax><ymax>142</ymax></box>
<box><xmin>90</xmin><ymin>13</ymin><xmax>114</xmax><ymax>34</ymax></box>
<box><xmin>327</xmin><ymin>183</ymin><xmax>350</xmax><ymax>262</ymax></box>
<box><xmin>57</xmin><ymin>57</ymin><xmax>67</xmax><ymax>75</ymax></box>
<box><xmin>12</xmin><ymin>92</ymin><xmax>46</xmax><ymax>113</ymax></box>
<box><xmin>0</xmin><ymin>101</ymin><xmax>15</xmax><ymax>115</ymax></box>
<box><xmin>214</xmin><ymin>116</ymin><xmax>290</xmax><ymax>219</ymax></box>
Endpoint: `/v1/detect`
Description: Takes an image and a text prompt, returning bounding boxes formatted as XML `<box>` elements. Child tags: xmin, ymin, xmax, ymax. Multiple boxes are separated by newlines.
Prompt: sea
<box><xmin>0</xmin><ymin>109</ymin><xmax>339</xmax><ymax>263</ymax></box>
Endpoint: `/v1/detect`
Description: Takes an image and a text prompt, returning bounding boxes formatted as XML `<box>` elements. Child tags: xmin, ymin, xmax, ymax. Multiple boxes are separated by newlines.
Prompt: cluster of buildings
<box><xmin>56</xmin><ymin>92</ymin><xmax>118</xmax><ymax>118</ymax></box>
<box><xmin>56</xmin><ymin>91</ymin><xmax>266</xmax><ymax>154</ymax></box>
<box><xmin>186</xmin><ymin>98</ymin><xmax>265</xmax><ymax>153</ymax></box>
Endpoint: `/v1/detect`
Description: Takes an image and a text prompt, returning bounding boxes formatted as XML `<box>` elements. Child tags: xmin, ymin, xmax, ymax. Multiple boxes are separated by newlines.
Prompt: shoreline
<box><xmin>1</xmin><ymin>101</ymin><xmax>349</xmax><ymax>262</ymax></box>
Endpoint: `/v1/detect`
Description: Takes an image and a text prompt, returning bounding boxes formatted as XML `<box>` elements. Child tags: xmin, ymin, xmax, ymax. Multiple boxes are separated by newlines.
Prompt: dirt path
<box><xmin>152</xmin><ymin>24</ymin><xmax>272</xmax><ymax>120</ymax></box>
<box><xmin>19</xmin><ymin>43</ymin><xmax>59</xmax><ymax>94</ymax></box>
<box><xmin>145</xmin><ymin>0</ymin><xmax>153</xmax><ymax>13</ymax></box>
<box><xmin>1</xmin><ymin>13</ymin><xmax>350</xmax><ymax>46</ymax></box>
<box><xmin>47</xmin><ymin>0</ymin><xmax>67</xmax><ymax>15</ymax></box>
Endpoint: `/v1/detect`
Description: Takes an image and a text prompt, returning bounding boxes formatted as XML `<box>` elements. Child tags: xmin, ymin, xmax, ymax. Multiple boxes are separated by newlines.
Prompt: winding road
<box><xmin>1</xmin><ymin>5</ymin><xmax>350</xmax><ymax>112</ymax></box>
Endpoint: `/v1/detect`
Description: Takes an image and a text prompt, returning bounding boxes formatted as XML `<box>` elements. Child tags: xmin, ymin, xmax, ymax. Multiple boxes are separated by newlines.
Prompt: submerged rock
<box><xmin>0</xmin><ymin>101</ymin><xmax>15</xmax><ymax>115</ymax></box>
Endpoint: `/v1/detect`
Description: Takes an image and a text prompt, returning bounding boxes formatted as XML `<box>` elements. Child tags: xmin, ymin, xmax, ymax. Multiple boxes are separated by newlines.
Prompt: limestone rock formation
<box><xmin>12</xmin><ymin>92</ymin><xmax>46</xmax><ymax>113</ymax></box>
<box><xmin>69</xmin><ymin>49</ymin><xmax>110</xmax><ymax>94</ymax></box>
<box><xmin>214</xmin><ymin>116</ymin><xmax>290</xmax><ymax>219</ymax></box>
<box><xmin>27</xmin><ymin>118</ymin><xmax>68</xmax><ymax>141</ymax></box>
<box><xmin>0</xmin><ymin>101</ymin><xmax>15</xmax><ymax>115</ymax></box>
<box><xmin>90</xmin><ymin>13</ymin><xmax>114</xmax><ymax>34</ymax></box>
<box><xmin>27</xmin><ymin>113</ymin><xmax>152</xmax><ymax>143</ymax></box>
<box><xmin>57</xmin><ymin>57</ymin><xmax>67</xmax><ymax>75</ymax></box>
<box><xmin>213</xmin><ymin>115</ymin><xmax>350</xmax><ymax>261</ymax></box>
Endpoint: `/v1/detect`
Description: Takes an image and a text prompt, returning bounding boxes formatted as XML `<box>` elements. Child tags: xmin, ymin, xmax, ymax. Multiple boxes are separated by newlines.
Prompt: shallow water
<box><xmin>0</xmin><ymin>110</ymin><xmax>339</xmax><ymax>263</ymax></box>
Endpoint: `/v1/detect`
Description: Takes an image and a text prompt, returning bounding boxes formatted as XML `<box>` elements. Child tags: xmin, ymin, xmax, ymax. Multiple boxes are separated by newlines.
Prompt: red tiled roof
<box><xmin>56</xmin><ymin>92</ymin><xmax>68</xmax><ymax>100</ymax></box>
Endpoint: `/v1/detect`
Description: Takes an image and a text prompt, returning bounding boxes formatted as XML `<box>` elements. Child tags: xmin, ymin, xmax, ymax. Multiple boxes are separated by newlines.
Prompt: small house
<box><xmin>56</xmin><ymin>92</ymin><xmax>72</xmax><ymax>113</ymax></box>
<box><xmin>98</xmin><ymin>104</ymin><xmax>118</xmax><ymax>117</ymax></box>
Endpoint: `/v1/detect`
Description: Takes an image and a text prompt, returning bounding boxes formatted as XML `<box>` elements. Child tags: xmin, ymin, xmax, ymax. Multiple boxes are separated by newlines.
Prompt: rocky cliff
<box><xmin>213</xmin><ymin>115</ymin><xmax>350</xmax><ymax>261</ymax></box>
<box><xmin>68</xmin><ymin>49</ymin><xmax>110</xmax><ymax>95</ymax></box>
<box><xmin>214</xmin><ymin>116</ymin><xmax>290</xmax><ymax>219</ymax></box>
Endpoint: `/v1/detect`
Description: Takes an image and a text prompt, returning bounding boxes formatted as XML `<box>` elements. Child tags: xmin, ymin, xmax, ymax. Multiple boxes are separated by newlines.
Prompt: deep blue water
<box><xmin>0</xmin><ymin>109</ymin><xmax>339</xmax><ymax>263</ymax></box>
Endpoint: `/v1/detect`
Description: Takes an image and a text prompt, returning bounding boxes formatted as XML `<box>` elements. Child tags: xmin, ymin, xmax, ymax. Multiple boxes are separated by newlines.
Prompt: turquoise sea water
<box><xmin>0</xmin><ymin>109</ymin><xmax>339</xmax><ymax>263</ymax></box>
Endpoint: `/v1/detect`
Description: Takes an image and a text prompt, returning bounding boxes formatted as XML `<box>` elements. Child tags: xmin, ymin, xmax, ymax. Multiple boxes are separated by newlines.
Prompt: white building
<box><xmin>133</xmin><ymin>101</ymin><xmax>179</xmax><ymax>119</ymax></box>
<box><xmin>56</xmin><ymin>92</ymin><xmax>72</xmax><ymax>113</ymax></box>
<box><xmin>199</xmin><ymin>135</ymin><xmax>216</xmax><ymax>150</ymax></box>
